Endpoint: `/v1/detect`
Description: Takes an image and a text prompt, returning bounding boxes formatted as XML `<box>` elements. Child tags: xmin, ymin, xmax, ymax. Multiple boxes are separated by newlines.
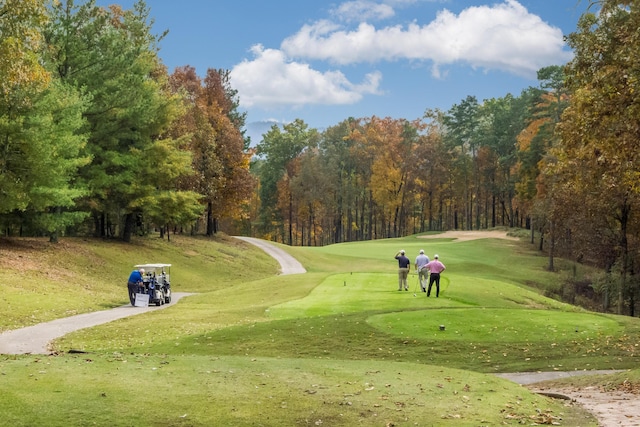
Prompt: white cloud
<box><xmin>282</xmin><ymin>0</ymin><xmax>571</xmax><ymax>77</ymax></box>
<box><xmin>230</xmin><ymin>44</ymin><xmax>382</xmax><ymax>109</ymax></box>
<box><xmin>331</xmin><ymin>1</ymin><xmax>396</xmax><ymax>23</ymax></box>
<box><xmin>330</xmin><ymin>0</ymin><xmax>442</xmax><ymax>22</ymax></box>
<box><xmin>230</xmin><ymin>0</ymin><xmax>571</xmax><ymax>110</ymax></box>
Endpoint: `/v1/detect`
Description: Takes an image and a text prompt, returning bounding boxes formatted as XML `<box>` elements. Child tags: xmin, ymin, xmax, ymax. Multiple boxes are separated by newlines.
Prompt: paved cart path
<box><xmin>234</xmin><ymin>236</ymin><xmax>306</xmax><ymax>274</ymax></box>
<box><xmin>0</xmin><ymin>292</ymin><xmax>194</xmax><ymax>354</ymax></box>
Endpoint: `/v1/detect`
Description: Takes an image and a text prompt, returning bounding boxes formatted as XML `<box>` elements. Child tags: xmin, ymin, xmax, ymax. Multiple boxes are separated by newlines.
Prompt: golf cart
<box><xmin>134</xmin><ymin>263</ymin><xmax>172</xmax><ymax>306</ymax></box>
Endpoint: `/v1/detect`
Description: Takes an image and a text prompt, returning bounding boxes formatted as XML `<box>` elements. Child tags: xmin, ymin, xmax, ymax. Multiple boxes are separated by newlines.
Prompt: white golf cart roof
<box><xmin>134</xmin><ymin>264</ymin><xmax>171</xmax><ymax>269</ymax></box>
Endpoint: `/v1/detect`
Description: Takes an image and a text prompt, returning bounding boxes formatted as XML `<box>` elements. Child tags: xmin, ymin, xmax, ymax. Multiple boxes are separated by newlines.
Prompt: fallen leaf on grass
<box><xmin>441</xmin><ymin>414</ymin><xmax>462</xmax><ymax>419</ymax></box>
<box><xmin>530</xmin><ymin>412</ymin><xmax>562</xmax><ymax>425</ymax></box>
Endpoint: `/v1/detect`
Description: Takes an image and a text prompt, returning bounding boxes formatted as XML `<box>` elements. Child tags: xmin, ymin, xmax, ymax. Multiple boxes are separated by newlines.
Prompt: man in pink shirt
<box><xmin>425</xmin><ymin>254</ymin><xmax>446</xmax><ymax>297</ymax></box>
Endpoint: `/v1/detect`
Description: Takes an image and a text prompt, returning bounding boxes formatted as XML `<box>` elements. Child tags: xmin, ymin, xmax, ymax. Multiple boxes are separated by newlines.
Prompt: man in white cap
<box><xmin>414</xmin><ymin>249</ymin><xmax>430</xmax><ymax>292</ymax></box>
<box><xmin>425</xmin><ymin>254</ymin><xmax>446</xmax><ymax>297</ymax></box>
<box><xmin>394</xmin><ymin>249</ymin><xmax>411</xmax><ymax>291</ymax></box>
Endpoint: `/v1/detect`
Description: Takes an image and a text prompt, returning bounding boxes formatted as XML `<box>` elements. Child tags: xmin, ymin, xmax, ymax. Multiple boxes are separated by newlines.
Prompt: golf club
<box><xmin>442</xmin><ymin>276</ymin><xmax>450</xmax><ymax>295</ymax></box>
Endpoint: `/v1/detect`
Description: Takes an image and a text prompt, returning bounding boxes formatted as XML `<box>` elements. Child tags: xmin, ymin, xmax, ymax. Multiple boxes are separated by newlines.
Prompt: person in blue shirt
<box><xmin>127</xmin><ymin>268</ymin><xmax>145</xmax><ymax>306</ymax></box>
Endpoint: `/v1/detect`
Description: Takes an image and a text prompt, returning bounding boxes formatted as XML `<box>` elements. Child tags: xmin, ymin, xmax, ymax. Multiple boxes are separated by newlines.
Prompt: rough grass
<box><xmin>1</xmin><ymin>231</ymin><xmax>634</xmax><ymax>426</ymax></box>
<box><xmin>0</xmin><ymin>353</ymin><xmax>588</xmax><ymax>427</ymax></box>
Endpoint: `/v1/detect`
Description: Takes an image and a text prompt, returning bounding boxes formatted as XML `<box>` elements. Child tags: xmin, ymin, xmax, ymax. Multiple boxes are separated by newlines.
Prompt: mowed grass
<box><xmin>2</xmin><ymin>230</ymin><xmax>638</xmax><ymax>425</ymax></box>
<box><xmin>0</xmin><ymin>354</ymin><xmax>589</xmax><ymax>427</ymax></box>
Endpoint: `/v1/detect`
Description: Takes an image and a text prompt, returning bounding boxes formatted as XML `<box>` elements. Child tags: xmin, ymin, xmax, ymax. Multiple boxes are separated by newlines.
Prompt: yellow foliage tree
<box><xmin>0</xmin><ymin>0</ymin><xmax>50</xmax><ymax>101</ymax></box>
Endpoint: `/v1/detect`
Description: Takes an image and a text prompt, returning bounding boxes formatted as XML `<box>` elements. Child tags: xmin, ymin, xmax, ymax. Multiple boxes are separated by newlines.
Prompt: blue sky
<box><xmin>96</xmin><ymin>0</ymin><xmax>589</xmax><ymax>143</ymax></box>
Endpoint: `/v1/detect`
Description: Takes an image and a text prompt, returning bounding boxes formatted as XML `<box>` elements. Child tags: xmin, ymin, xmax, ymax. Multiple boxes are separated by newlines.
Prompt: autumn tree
<box><xmin>515</xmin><ymin>67</ymin><xmax>568</xmax><ymax>248</ymax></box>
<box><xmin>318</xmin><ymin>119</ymin><xmax>360</xmax><ymax>243</ymax></box>
<box><xmin>443</xmin><ymin>96</ymin><xmax>480</xmax><ymax>230</ymax></box>
<box><xmin>480</xmin><ymin>93</ymin><xmax>533</xmax><ymax>228</ymax></box>
<box><xmin>414</xmin><ymin>110</ymin><xmax>451</xmax><ymax>232</ymax></box>
<box><xmin>0</xmin><ymin>0</ymin><xmax>49</xmax><ymax>98</ymax></box>
<box><xmin>168</xmin><ymin>66</ymin><xmax>221</xmax><ymax>235</ymax></box>
<box><xmin>274</xmin><ymin>144</ymin><xmax>336</xmax><ymax>246</ymax></box>
<box><xmin>202</xmin><ymin>69</ymin><xmax>255</xmax><ymax>235</ymax></box>
<box><xmin>346</xmin><ymin>119</ymin><xmax>378</xmax><ymax>240</ymax></box>
<box><xmin>347</xmin><ymin>117</ymin><xmax>422</xmax><ymax>238</ymax></box>
<box><xmin>168</xmin><ymin>66</ymin><xmax>255</xmax><ymax>236</ymax></box>
<box><xmin>256</xmin><ymin>119</ymin><xmax>318</xmax><ymax>244</ymax></box>
<box><xmin>547</xmin><ymin>1</ymin><xmax>640</xmax><ymax>314</ymax></box>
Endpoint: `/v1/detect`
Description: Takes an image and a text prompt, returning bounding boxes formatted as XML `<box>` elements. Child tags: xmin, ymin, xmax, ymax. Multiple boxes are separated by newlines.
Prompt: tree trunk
<box><xmin>367</xmin><ymin>190</ymin><xmax>373</xmax><ymax>241</ymax></box>
<box><xmin>288</xmin><ymin>192</ymin><xmax>293</xmax><ymax>245</ymax></box>
<box><xmin>617</xmin><ymin>203</ymin><xmax>630</xmax><ymax>315</ymax></box>
<box><xmin>530</xmin><ymin>218</ymin><xmax>534</xmax><ymax>244</ymax></box>
<box><xmin>206</xmin><ymin>200</ymin><xmax>214</xmax><ymax>236</ymax></box>
<box><xmin>122</xmin><ymin>213</ymin><xmax>135</xmax><ymax>243</ymax></box>
<box><xmin>547</xmin><ymin>221</ymin><xmax>555</xmax><ymax>271</ymax></box>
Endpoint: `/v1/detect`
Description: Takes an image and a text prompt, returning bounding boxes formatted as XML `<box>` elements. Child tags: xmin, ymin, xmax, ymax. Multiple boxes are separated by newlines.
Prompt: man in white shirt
<box><xmin>414</xmin><ymin>249</ymin><xmax>430</xmax><ymax>292</ymax></box>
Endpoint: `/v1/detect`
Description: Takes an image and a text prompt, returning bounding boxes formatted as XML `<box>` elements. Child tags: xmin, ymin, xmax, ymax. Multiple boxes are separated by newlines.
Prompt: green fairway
<box><xmin>3</xmin><ymin>231</ymin><xmax>638</xmax><ymax>425</ymax></box>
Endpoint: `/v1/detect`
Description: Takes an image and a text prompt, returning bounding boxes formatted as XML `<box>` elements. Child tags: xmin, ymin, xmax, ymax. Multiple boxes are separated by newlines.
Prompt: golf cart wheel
<box><xmin>165</xmin><ymin>295</ymin><xmax>171</xmax><ymax>304</ymax></box>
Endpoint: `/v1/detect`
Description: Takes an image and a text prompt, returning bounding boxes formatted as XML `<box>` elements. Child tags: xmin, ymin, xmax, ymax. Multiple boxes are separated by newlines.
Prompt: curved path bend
<box><xmin>234</xmin><ymin>236</ymin><xmax>306</xmax><ymax>274</ymax></box>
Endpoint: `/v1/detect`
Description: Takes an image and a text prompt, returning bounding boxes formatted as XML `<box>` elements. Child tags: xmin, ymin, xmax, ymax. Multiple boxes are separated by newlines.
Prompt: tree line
<box><xmin>252</xmin><ymin>74</ymin><xmax>563</xmax><ymax>246</ymax></box>
<box><xmin>0</xmin><ymin>0</ymin><xmax>254</xmax><ymax>242</ymax></box>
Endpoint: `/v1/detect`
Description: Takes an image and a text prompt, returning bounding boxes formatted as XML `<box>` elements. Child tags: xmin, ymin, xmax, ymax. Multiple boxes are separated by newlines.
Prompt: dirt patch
<box><xmin>529</xmin><ymin>385</ymin><xmax>640</xmax><ymax>427</ymax></box>
<box><xmin>499</xmin><ymin>372</ymin><xmax>640</xmax><ymax>426</ymax></box>
<box><xmin>418</xmin><ymin>230</ymin><xmax>520</xmax><ymax>242</ymax></box>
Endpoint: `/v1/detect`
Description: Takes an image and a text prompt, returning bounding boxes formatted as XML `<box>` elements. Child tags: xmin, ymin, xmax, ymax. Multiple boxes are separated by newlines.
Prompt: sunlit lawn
<box><xmin>2</xmin><ymin>231</ymin><xmax>633</xmax><ymax>425</ymax></box>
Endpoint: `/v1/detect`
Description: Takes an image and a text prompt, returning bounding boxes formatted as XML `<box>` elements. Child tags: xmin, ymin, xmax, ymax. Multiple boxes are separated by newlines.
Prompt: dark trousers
<box><xmin>427</xmin><ymin>273</ymin><xmax>440</xmax><ymax>297</ymax></box>
<box><xmin>127</xmin><ymin>282</ymin><xmax>140</xmax><ymax>305</ymax></box>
